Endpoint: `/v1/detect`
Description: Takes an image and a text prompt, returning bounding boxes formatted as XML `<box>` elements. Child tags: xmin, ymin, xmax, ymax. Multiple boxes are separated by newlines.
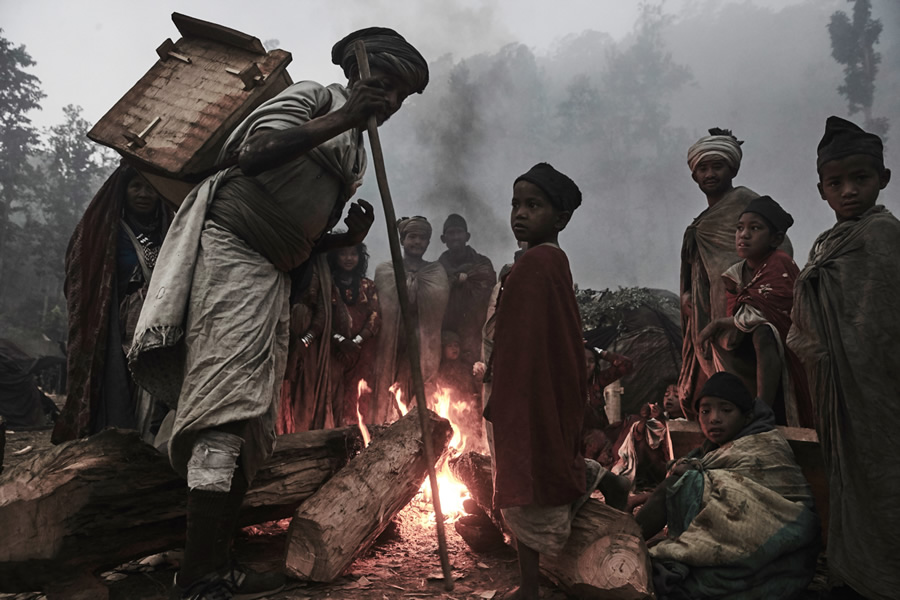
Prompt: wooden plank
<box><xmin>172</xmin><ymin>12</ymin><xmax>266</xmax><ymax>54</ymax></box>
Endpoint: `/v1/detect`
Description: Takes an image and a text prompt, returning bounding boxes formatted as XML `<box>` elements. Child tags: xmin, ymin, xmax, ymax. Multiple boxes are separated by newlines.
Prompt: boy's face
<box><xmin>441</xmin><ymin>227</ymin><xmax>470</xmax><ymax>251</ymax></box>
<box><xmin>510</xmin><ymin>180</ymin><xmax>570</xmax><ymax>245</ymax></box>
<box><xmin>818</xmin><ymin>154</ymin><xmax>891</xmax><ymax>222</ymax></box>
<box><xmin>443</xmin><ymin>341</ymin><xmax>460</xmax><ymax>361</ymax></box>
<box><xmin>697</xmin><ymin>396</ymin><xmax>751</xmax><ymax>445</ymax></box>
<box><xmin>735</xmin><ymin>212</ymin><xmax>782</xmax><ymax>262</ymax></box>
<box><xmin>401</xmin><ymin>231</ymin><xmax>430</xmax><ymax>258</ymax></box>
<box><xmin>663</xmin><ymin>385</ymin><xmax>681</xmax><ymax>416</ymax></box>
<box><xmin>692</xmin><ymin>157</ymin><xmax>736</xmax><ymax>196</ymax></box>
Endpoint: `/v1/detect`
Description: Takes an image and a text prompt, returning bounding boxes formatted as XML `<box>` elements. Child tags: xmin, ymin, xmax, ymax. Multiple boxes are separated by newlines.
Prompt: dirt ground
<box><xmin>1</xmin><ymin>420</ymin><xmax>831</xmax><ymax>600</ymax></box>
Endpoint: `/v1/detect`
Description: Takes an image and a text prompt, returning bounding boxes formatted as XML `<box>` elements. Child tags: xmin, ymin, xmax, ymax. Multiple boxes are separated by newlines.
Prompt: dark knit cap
<box><xmin>816</xmin><ymin>116</ymin><xmax>884</xmax><ymax>172</ymax></box>
<box><xmin>443</xmin><ymin>213</ymin><xmax>468</xmax><ymax>233</ymax></box>
<box><xmin>515</xmin><ymin>163</ymin><xmax>582</xmax><ymax>213</ymax></box>
<box><xmin>441</xmin><ymin>330</ymin><xmax>461</xmax><ymax>346</ymax></box>
<box><xmin>695</xmin><ymin>371</ymin><xmax>754</xmax><ymax>413</ymax></box>
<box><xmin>741</xmin><ymin>195</ymin><xmax>794</xmax><ymax>233</ymax></box>
<box><xmin>332</xmin><ymin>27</ymin><xmax>429</xmax><ymax>94</ymax></box>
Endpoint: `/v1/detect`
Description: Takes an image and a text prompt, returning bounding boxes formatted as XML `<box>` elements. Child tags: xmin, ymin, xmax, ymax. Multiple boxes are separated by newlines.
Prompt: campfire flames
<box><xmin>423</xmin><ymin>387</ymin><xmax>470</xmax><ymax>521</ymax></box>
<box><xmin>385</xmin><ymin>383</ymin><xmax>482</xmax><ymax>522</ymax></box>
<box><xmin>357</xmin><ymin>379</ymin><xmax>371</xmax><ymax>447</ymax></box>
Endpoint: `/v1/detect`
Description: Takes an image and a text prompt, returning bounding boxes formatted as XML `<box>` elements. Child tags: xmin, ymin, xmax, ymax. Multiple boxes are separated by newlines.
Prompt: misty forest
<box><xmin>1</xmin><ymin>0</ymin><xmax>897</xmax><ymax>355</ymax></box>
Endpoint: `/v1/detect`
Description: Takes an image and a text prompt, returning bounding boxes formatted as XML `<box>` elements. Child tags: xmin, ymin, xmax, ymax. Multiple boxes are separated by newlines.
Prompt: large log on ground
<box><xmin>449</xmin><ymin>451</ymin><xmax>653</xmax><ymax>599</ymax></box>
<box><xmin>0</xmin><ymin>426</ymin><xmax>364</xmax><ymax>597</ymax></box>
<box><xmin>284</xmin><ymin>407</ymin><xmax>452</xmax><ymax>581</ymax></box>
<box><xmin>542</xmin><ymin>500</ymin><xmax>654</xmax><ymax>600</ymax></box>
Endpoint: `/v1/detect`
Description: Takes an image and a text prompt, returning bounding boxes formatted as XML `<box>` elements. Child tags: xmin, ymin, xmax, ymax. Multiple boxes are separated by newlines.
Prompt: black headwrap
<box><xmin>741</xmin><ymin>195</ymin><xmax>794</xmax><ymax>233</ymax></box>
<box><xmin>332</xmin><ymin>27</ymin><xmax>429</xmax><ymax>94</ymax></box>
<box><xmin>694</xmin><ymin>371</ymin><xmax>754</xmax><ymax>413</ymax></box>
<box><xmin>816</xmin><ymin>115</ymin><xmax>884</xmax><ymax>172</ymax></box>
<box><xmin>442</xmin><ymin>213</ymin><xmax>467</xmax><ymax>233</ymax></box>
<box><xmin>515</xmin><ymin>163</ymin><xmax>582</xmax><ymax>213</ymax></box>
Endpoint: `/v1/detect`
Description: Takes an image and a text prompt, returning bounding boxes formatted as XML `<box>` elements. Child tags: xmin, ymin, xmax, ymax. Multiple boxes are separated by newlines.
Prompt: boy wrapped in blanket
<box><xmin>636</xmin><ymin>371</ymin><xmax>819</xmax><ymax>599</ymax></box>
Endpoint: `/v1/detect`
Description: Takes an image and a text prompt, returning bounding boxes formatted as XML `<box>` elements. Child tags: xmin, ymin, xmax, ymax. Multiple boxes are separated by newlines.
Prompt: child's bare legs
<box><xmin>597</xmin><ymin>471</ymin><xmax>631</xmax><ymax>511</ymax></box>
<box><xmin>634</xmin><ymin>473</ymin><xmax>680</xmax><ymax>540</ymax></box>
<box><xmin>752</xmin><ymin>327</ymin><xmax>782</xmax><ymax>407</ymax></box>
<box><xmin>506</xmin><ymin>544</ymin><xmax>540</xmax><ymax>600</ymax></box>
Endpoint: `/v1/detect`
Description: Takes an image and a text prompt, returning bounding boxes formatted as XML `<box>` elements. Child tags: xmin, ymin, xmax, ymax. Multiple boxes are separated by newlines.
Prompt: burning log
<box><xmin>448</xmin><ymin>451</ymin><xmax>508</xmax><ymax>535</ymax></box>
<box><xmin>448</xmin><ymin>451</ymin><xmax>653</xmax><ymax>599</ymax></box>
<box><xmin>0</xmin><ymin>426</ymin><xmax>364</xmax><ymax>598</ymax></box>
<box><xmin>284</xmin><ymin>407</ymin><xmax>452</xmax><ymax>581</ymax></box>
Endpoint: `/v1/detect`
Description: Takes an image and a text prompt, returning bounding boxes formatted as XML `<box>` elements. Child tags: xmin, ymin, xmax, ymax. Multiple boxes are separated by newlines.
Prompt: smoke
<box><xmin>352</xmin><ymin>0</ymin><xmax>899</xmax><ymax>293</ymax></box>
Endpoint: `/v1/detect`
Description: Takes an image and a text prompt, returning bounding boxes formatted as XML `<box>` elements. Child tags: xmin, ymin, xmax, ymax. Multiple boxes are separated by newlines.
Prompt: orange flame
<box><xmin>357</xmin><ymin>379</ymin><xmax>371</xmax><ymax>447</ymax></box>
<box><xmin>390</xmin><ymin>382</ymin><xmax>409</xmax><ymax>417</ymax></box>
<box><xmin>417</xmin><ymin>386</ymin><xmax>472</xmax><ymax>521</ymax></box>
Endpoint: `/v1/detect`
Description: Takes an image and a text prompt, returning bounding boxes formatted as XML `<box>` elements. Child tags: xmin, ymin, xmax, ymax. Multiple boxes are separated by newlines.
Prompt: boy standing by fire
<box><xmin>484</xmin><ymin>163</ymin><xmax>629</xmax><ymax>600</ymax></box>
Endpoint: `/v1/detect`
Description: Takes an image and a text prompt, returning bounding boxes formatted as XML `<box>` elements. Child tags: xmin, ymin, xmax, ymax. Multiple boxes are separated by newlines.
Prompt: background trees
<box><xmin>0</xmin><ymin>32</ymin><xmax>114</xmax><ymax>354</ymax></box>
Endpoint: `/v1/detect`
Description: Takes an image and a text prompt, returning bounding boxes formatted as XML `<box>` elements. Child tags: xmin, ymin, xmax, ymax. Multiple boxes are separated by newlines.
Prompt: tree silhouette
<box><xmin>828</xmin><ymin>0</ymin><xmax>889</xmax><ymax>139</ymax></box>
<box><xmin>0</xmin><ymin>31</ymin><xmax>45</xmax><ymax>299</ymax></box>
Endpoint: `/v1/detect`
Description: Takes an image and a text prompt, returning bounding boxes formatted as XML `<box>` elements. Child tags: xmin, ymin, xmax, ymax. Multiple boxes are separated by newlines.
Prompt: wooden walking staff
<box><xmin>353</xmin><ymin>40</ymin><xmax>455</xmax><ymax>591</ymax></box>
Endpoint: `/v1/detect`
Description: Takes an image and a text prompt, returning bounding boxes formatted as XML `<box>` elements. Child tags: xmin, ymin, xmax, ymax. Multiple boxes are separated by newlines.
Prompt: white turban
<box><xmin>687</xmin><ymin>135</ymin><xmax>743</xmax><ymax>173</ymax></box>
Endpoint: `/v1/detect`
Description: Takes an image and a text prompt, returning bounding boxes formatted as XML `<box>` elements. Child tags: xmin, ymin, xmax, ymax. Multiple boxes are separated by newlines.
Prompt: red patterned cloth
<box><xmin>52</xmin><ymin>168</ymin><xmax>127</xmax><ymax>443</ymax></box>
<box><xmin>723</xmin><ymin>249</ymin><xmax>813</xmax><ymax>428</ymax></box>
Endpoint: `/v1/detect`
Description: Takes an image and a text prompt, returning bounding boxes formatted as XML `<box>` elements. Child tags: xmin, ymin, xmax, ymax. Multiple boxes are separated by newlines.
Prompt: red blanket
<box><xmin>725</xmin><ymin>249</ymin><xmax>813</xmax><ymax>427</ymax></box>
<box><xmin>484</xmin><ymin>245</ymin><xmax>586</xmax><ymax>508</ymax></box>
<box><xmin>52</xmin><ymin>168</ymin><xmax>128</xmax><ymax>443</ymax></box>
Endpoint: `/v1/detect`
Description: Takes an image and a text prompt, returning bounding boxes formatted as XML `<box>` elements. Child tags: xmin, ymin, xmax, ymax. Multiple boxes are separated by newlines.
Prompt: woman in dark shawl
<box><xmin>53</xmin><ymin>164</ymin><xmax>172</xmax><ymax>444</ymax></box>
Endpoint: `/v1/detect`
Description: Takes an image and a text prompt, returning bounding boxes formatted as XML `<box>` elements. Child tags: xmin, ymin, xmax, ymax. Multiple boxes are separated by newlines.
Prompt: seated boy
<box><xmin>787</xmin><ymin>116</ymin><xmax>900</xmax><ymax>599</ymax></box>
<box><xmin>698</xmin><ymin>195</ymin><xmax>813</xmax><ymax>427</ymax></box>
<box><xmin>635</xmin><ymin>371</ymin><xmax>819</xmax><ymax>600</ymax></box>
<box><xmin>662</xmin><ymin>383</ymin><xmax>685</xmax><ymax>420</ymax></box>
<box><xmin>483</xmin><ymin>163</ymin><xmax>629</xmax><ymax>600</ymax></box>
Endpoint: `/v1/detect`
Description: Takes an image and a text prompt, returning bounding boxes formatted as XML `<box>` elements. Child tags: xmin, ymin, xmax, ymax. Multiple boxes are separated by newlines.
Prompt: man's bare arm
<box><xmin>238</xmin><ymin>78</ymin><xmax>390</xmax><ymax>176</ymax></box>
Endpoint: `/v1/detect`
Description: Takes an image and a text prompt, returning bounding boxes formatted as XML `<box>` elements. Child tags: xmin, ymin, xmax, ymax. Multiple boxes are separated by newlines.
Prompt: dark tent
<box><xmin>579</xmin><ymin>288</ymin><xmax>682</xmax><ymax>417</ymax></box>
<box><xmin>0</xmin><ymin>339</ymin><xmax>59</xmax><ymax>429</ymax></box>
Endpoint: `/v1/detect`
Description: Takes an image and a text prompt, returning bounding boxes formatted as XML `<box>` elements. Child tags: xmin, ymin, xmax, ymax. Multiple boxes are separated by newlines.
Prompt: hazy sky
<box><xmin>5</xmin><ymin>0</ymin><xmax>890</xmax><ymax>294</ymax></box>
<box><xmin>3</xmin><ymin>0</ymin><xmax>651</xmax><ymax>129</ymax></box>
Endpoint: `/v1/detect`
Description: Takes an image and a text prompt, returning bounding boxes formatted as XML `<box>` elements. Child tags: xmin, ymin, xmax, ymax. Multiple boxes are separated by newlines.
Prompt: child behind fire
<box><xmin>483</xmin><ymin>163</ymin><xmax>630</xmax><ymax>600</ymax></box>
<box><xmin>433</xmin><ymin>330</ymin><xmax>484</xmax><ymax>451</ymax></box>
<box><xmin>635</xmin><ymin>371</ymin><xmax>819</xmax><ymax>599</ymax></box>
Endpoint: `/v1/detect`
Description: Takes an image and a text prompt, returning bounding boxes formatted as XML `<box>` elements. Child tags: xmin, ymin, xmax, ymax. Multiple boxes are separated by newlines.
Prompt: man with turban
<box><xmin>372</xmin><ymin>216</ymin><xmax>449</xmax><ymax>423</ymax></box>
<box><xmin>438</xmin><ymin>213</ymin><xmax>496</xmax><ymax>369</ymax></box>
<box><xmin>128</xmin><ymin>28</ymin><xmax>429</xmax><ymax>599</ymax></box>
<box><xmin>676</xmin><ymin>128</ymin><xmax>791</xmax><ymax>415</ymax></box>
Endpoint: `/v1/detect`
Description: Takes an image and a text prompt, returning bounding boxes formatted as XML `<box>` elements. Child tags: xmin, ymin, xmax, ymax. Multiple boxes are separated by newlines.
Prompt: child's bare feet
<box><xmin>498</xmin><ymin>586</ymin><xmax>539</xmax><ymax>600</ymax></box>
